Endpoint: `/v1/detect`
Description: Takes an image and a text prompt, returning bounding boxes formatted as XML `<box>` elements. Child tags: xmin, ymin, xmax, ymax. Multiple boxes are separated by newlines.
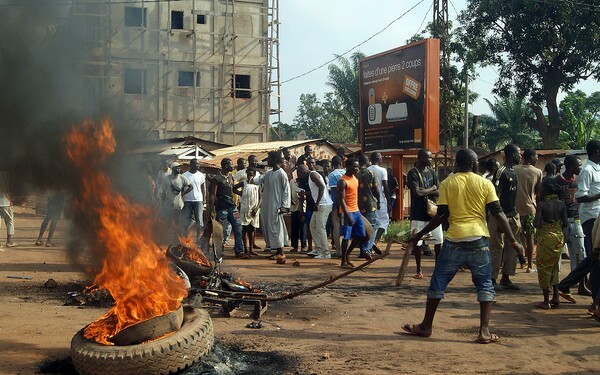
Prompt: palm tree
<box><xmin>480</xmin><ymin>94</ymin><xmax>541</xmax><ymax>151</ymax></box>
<box><xmin>326</xmin><ymin>51</ymin><xmax>365</xmax><ymax>142</ymax></box>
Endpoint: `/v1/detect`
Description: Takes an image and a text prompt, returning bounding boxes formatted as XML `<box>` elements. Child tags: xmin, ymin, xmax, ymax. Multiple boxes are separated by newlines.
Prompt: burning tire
<box><xmin>71</xmin><ymin>307</ymin><xmax>214</xmax><ymax>375</ymax></box>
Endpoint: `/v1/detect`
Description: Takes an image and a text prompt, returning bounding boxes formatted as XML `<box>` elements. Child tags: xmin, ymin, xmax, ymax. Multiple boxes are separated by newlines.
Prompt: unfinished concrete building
<box><xmin>67</xmin><ymin>0</ymin><xmax>280</xmax><ymax>145</ymax></box>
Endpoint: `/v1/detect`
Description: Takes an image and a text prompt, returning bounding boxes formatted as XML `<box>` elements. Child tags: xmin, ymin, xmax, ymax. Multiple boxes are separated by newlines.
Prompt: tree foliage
<box><xmin>277</xmin><ymin>53</ymin><xmax>365</xmax><ymax>143</ymax></box>
<box><xmin>478</xmin><ymin>93</ymin><xmax>541</xmax><ymax>151</ymax></box>
<box><xmin>325</xmin><ymin>51</ymin><xmax>365</xmax><ymax>141</ymax></box>
<box><xmin>558</xmin><ymin>90</ymin><xmax>600</xmax><ymax>149</ymax></box>
<box><xmin>408</xmin><ymin>24</ymin><xmax>479</xmax><ymax>148</ymax></box>
<box><xmin>458</xmin><ymin>0</ymin><xmax>600</xmax><ymax>148</ymax></box>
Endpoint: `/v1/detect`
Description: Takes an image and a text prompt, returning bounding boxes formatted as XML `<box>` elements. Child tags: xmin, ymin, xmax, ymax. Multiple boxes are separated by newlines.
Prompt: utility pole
<box><xmin>463</xmin><ymin>71</ymin><xmax>469</xmax><ymax>149</ymax></box>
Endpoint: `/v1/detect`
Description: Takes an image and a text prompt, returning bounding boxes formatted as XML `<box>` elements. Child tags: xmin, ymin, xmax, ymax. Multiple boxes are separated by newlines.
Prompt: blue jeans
<box><xmin>566</xmin><ymin>219</ymin><xmax>585</xmax><ymax>271</ymax></box>
<box><xmin>182</xmin><ymin>201</ymin><xmax>203</xmax><ymax>235</ymax></box>
<box><xmin>582</xmin><ymin>219</ymin><xmax>595</xmax><ymax>258</ymax></box>
<box><xmin>428</xmin><ymin>237</ymin><xmax>495</xmax><ymax>302</ymax></box>
<box><xmin>216</xmin><ymin>206</ymin><xmax>243</xmax><ymax>255</ymax></box>
<box><xmin>361</xmin><ymin>211</ymin><xmax>378</xmax><ymax>253</ymax></box>
<box><xmin>291</xmin><ymin>211</ymin><xmax>307</xmax><ymax>249</ymax></box>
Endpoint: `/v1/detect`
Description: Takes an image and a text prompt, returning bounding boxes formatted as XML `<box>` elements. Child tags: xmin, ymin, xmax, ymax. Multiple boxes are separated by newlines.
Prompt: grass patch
<box><xmin>382</xmin><ymin>220</ymin><xmax>411</xmax><ymax>242</ymax></box>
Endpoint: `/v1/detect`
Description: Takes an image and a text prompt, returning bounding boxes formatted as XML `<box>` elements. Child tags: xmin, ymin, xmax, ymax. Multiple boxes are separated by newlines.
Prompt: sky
<box><xmin>278</xmin><ymin>0</ymin><xmax>597</xmax><ymax>126</ymax></box>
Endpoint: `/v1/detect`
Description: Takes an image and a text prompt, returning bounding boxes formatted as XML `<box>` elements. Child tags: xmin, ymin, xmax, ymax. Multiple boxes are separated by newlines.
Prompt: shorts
<box><xmin>410</xmin><ymin>220</ymin><xmax>443</xmax><ymax>246</ymax></box>
<box><xmin>341</xmin><ymin>211</ymin><xmax>366</xmax><ymax>240</ymax></box>
<box><xmin>520</xmin><ymin>214</ymin><xmax>535</xmax><ymax>235</ymax></box>
<box><xmin>428</xmin><ymin>237</ymin><xmax>495</xmax><ymax>302</ymax></box>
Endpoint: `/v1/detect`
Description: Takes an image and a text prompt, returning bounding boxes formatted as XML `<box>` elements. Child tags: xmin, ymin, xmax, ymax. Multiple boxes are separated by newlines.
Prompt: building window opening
<box><xmin>124</xmin><ymin>68</ymin><xmax>146</xmax><ymax>94</ymax></box>
<box><xmin>171</xmin><ymin>11</ymin><xmax>184</xmax><ymax>30</ymax></box>
<box><xmin>197</xmin><ymin>14</ymin><xmax>206</xmax><ymax>24</ymax></box>
<box><xmin>232</xmin><ymin>74</ymin><xmax>251</xmax><ymax>99</ymax></box>
<box><xmin>124</xmin><ymin>7</ymin><xmax>147</xmax><ymax>27</ymax></box>
<box><xmin>178</xmin><ymin>71</ymin><xmax>200</xmax><ymax>87</ymax></box>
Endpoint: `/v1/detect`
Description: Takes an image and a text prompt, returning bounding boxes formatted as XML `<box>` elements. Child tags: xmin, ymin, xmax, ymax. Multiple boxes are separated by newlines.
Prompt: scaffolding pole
<box><xmin>266</xmin><ymin>0</ymin><xmax>280</xmax><ymax>140</ymax></box>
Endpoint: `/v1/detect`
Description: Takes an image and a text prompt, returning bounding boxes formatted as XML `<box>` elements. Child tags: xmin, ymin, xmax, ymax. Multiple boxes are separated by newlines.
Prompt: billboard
<box><xmin>359</xmin><ymin>39</ymin><xmax>440</xmax><ymax>153</ymax></box>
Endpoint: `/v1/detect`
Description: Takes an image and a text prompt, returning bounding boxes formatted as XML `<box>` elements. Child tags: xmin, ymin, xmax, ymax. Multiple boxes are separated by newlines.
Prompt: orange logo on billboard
<box><xmin>402</xmin><ymin>75</ymin><xmax>421</xmax><ymax>100</ymax></box>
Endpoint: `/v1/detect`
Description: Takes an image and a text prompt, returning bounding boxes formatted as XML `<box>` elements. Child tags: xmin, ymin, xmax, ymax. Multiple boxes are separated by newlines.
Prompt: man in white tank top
<box><xmin>307</xmin><ymin>158</ymin><xmax>333</xmax><ymax>259</ymax></box>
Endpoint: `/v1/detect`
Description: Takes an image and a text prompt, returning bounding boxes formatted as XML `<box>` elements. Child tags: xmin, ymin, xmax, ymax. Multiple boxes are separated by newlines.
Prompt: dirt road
<box><xmin>1</xmin><ymin>206</ymin><xmax>598</xmax><ymax>374</ymax></box>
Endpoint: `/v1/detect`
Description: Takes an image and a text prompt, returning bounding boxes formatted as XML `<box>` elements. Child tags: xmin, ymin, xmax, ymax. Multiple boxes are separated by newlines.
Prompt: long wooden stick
<box><xmin>259</xmin><ymin>242</ymin><xmax>406</xmax><ymax>302</ymax></box>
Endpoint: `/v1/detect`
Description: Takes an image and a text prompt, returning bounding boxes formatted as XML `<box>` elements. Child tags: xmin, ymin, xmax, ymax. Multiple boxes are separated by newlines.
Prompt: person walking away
<box><xmin>406</xmin><ymin>148</ymin><xmax>443</xmax><ymax>278</ymax></box>
<box><xmin>209</xmin><ymin>158</ymin><xmax>244</xmax><ymax>258</ymax></box>
<box><xmin>158</xmin><ymin>162</ymin><xmax>191</xmax><ymax>243</ymax></box>
<box><xmin>36</xmin><ymin>190</ymin><xmax>66</xmax><ymax>247</ymax></box>
<box><xmin>514</xmin><ymin>149</ymin><xmax>543</xmax><ymax>272</ymax></box>
<box><xmin>253</xmin><ymin>151</ymin><xmax>291</xmax><ymax>261</ymax></box>
<box><xmin>0</xmin><ymin>172</ymin><xmax>17</xmax><ymax>248</ymax></box>
<box><xmin>533</xmin><ymin>178</ymin><xmax>568</xmax><ymax>309</ymax></box>
<box><xmin>368</xmin><ymin>152</ymin><xmax>392</xmax><ymax>243</ymax></box>
<box><xmin>357</xmin><ymin>154</ymin><xmax>380</xmax><ymax>259</ymax></box>
<box><xmin>489</xmin><ymin>143</ymin><xmax>524</xmax><ymax>290</ymax></box>
<box><xmin>328</xmin><ymin>156</ymin><xmax>345</xmax><ymax>258</ymax></box>
<box><xmin>402</xmin><ymin>149</ymin><xmax>524</xmax><ymax>343</ymax></box>
<box><xmin>182</xmin><ymin>159</ymin><xmax>206</xmax><ymax>243</ymax></box>
<box><xmin>338</xmin><ymin>158</ymin><xmax>368</xmax><ymax>269</ymax></box>
<box><xmin>308</xmin><ymin>160</ymin><xmax>333</xmax><ymax>259</ymax></box>
<box><xmin>233</xmin><ymin>168</ymin><xmax>261</xmax><ymax>257</ymax></box>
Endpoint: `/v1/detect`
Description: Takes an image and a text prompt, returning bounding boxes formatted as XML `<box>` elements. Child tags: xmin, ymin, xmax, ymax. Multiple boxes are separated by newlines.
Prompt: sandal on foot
<box><xmin>413</xmin><ymin>273</ymin><xmax>424</xmax><ymax>279</ymax></box>
<box><xmin>534</xmin><ymin>301</ymin><xmax>551</xmax><ymax>310</ymax></box>
<box><xmin>35</xmin><ymin>241</ymin><xmax>43</xmax><ymax>246</ymax></box>
<box><xmin>340</xmin><ymin>263</ymin><xmax>354</xmax><ymax>270</ymax></box>
<box><xmin>559</xmin><ymin>292</ymin><xmax>577</xmax><ymax>304</ymax></box>
<box><xmin>401</xmin><ymin>324</ymin><xmax>432</xmax><ymax>338</ymax></box>
<box><xmin>550</xmin><ymin>300</ymin><xmax>560</xmax><ymax>309</ymax></box>
<box><xmin>476</xmin><ymin>333</ymin><xmax>499</xmax><ymax>344</ymax></box>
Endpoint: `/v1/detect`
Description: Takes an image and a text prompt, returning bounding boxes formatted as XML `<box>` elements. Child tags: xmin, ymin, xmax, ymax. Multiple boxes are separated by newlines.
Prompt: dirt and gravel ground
<box><xmin>1</xmin><ymin>206</ymin><xmax>599</xmax><ymax>375</ymax></box>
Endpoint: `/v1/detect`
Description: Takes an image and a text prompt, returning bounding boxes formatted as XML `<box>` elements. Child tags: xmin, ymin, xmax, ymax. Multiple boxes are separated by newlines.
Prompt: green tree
<box><xmin>326</xmin><ymin>51</ymin><xmax>365</xmax><ymax>141</ymax></box>
<box><xmin>479</xmin><ymin>94</ymin><xmax>541</xmax><ymax>151</ymax></box>
<box><xmin>559</xmin><ymin>90</ymin><xmax>600</xmax><ymax>149</ymax></box>
<box><xmin>289</xmin><ymin>93</ymin><xmax>357</xmax><ymax>143</ymax></box>
<box><xmin>458</xmin><ymin>0</ymin><xmax>600</xmax><ymax>148</ymax></box>
<box><xmin>408</xmin><ymin>25</ymin><xmax>479</xmax><ymax>148</ymax></box>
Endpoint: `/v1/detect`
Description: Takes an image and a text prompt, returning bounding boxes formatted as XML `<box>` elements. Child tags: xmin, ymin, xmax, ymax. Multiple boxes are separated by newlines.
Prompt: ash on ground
<box><xmin>184</xmin><ymin>341</ymin><xmax>295</xmax><ymax>375</ymax></box>
<box><xmin>39</xmin><ymin>341</ymin><xmax>294</xmax><ymax>375</ymax></box>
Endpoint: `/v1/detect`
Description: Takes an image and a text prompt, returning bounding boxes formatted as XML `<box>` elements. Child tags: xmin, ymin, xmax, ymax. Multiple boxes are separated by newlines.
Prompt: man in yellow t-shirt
<box><xmin>402</xmin><ymin>149</ymin><xmax>524</xmax><ymax>344</ymax></box>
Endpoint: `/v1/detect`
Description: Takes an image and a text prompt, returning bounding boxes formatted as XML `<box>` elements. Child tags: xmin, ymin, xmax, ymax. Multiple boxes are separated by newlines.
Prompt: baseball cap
<box><xmin>551</xmin><ymin>158</ymin><xmax>563</xmax><ymax>167</ymax></box>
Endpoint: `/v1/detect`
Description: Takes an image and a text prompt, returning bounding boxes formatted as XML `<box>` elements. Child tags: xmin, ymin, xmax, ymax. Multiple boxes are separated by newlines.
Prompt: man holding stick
<box><xmin>402</xmin><ymin>149</ymin><xmax>524</xmax><ymax>344</ymax></box>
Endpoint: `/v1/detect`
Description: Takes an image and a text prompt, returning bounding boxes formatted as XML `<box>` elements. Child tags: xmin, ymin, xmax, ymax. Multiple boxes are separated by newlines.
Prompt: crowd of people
<box><xmin>403</xmin><ymin>142</ymin><xmax>600</xmax><ymax>343</ymax></box>
<box><xmin>2</xmin><ymin>141</ymin><xmax>599</xmax><ymax>336</ymax></box>
<box><xmin>151</xmin><ymin>145</ymin><xmax>400</xmax><ymax>268</ymax></box>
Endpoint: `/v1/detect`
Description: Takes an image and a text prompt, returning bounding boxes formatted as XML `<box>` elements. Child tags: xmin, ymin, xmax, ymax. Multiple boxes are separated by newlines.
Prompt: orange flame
<box><xmin>66</xmin><ymin>119</ymin><xmax>187</xmax><ymax>345</ymax></box>
<box><xmin>178</xmin><ymin>234</ymin><xmax>211</xmax><ymax>267</ymax></box>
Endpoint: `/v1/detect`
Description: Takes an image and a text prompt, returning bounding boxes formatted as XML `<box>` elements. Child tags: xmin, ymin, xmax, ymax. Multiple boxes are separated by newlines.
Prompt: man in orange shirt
<box><xmin>338</xmin><ymin>158</ymin><xmax>367</xmax><ymax>269</ymax></box>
